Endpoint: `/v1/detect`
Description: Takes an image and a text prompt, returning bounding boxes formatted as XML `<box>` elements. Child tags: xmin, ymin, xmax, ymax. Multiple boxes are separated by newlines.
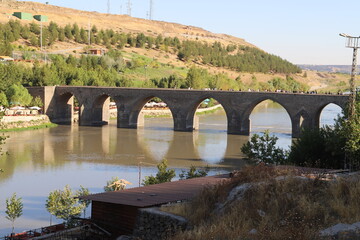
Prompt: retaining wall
<box><xmin>132</xmin><ymin>207</ymin><xmax>189</xmax><ymax>240</ymax></box>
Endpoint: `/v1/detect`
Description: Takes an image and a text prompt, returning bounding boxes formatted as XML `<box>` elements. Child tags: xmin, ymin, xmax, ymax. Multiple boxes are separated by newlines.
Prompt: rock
<box><xmin>116</xmin><ymin>235</ymin><xmax>133</xmax><ymax>240</ymax></box>
<box><xmin>319</xmin><ymin>222</ymin><xmax>360</xmax><ymax>239</ymax></box>
<box><xmin>249</xmin><ymin>229</ymin><xmax>257</xmax><ymax>235</ymax></box>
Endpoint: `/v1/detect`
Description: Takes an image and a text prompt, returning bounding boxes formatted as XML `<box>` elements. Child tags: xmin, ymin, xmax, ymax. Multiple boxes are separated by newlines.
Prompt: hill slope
<box><xmin>0</xmin><ymin>1</ymin><xmax>354</xmax><ymax>92</ymax></box>
<box><xmin>0</xmin><ymin>1</ymin><xmax>253</xmax><ymax>48</ymax></box>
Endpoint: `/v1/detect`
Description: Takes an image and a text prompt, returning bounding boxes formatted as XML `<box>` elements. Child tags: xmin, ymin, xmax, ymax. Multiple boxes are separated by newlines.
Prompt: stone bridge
<box><xmin>27</xmin><ymin>86</ymin><xmax>349</xmax><ymax>138</ymax></box>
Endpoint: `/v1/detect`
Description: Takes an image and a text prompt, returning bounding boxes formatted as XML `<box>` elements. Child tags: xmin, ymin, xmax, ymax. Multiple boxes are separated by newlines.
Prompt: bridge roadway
<box><xmin>27</xmin><ymin>86</ymin><xmax>349</xmax><ymax>138</ymax></box>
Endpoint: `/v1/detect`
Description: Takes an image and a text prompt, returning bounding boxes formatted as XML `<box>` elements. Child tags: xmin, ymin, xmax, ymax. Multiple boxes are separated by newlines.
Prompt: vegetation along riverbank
<box><xmin>0</xmin><ymin>115</ymin><xmax>57</xmax><ymax>132</ymax></box>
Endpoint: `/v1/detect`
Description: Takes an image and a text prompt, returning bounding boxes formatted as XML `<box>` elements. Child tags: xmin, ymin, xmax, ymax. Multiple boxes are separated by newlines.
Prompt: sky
<box><xmin>21</xmin><ymin>0</ymin><xmax>360</xmax><ymax>65</ymax></box>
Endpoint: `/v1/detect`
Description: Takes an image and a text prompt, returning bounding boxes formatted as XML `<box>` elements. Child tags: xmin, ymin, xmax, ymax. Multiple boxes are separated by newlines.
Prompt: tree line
<box><xmin>0</xmin><ymin>53</ymin><xmax>309</xmax><ymax>107</ymax></box>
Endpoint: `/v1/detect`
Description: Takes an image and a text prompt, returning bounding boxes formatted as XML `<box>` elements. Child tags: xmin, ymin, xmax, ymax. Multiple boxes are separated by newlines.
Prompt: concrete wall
<box><xmin>1</xmin><ymin>115</ymin><xmax>46</xmax><ymax>123</ymax></box>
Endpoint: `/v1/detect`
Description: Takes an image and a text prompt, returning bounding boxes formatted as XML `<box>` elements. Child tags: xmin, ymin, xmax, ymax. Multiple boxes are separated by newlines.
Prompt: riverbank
<box><xmin>0</xmin><ymin>115</ymin><xmax>57</xmax><ymax>132</ymax></box>
<box><xmin>109</xmin><ymin>104</ymin><xmax>224</xmax><ymax>119</ymax></box>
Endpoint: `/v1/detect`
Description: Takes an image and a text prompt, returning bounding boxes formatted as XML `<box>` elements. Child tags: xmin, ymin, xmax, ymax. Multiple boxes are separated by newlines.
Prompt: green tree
<box><xmin>76</xmin><ymin>186</ymin><xmax>90</xmax><ymax>218</ymax></box>
<box><xmin>6</xmin><ymin>84</ymin><xmax>32</xmax><ymax>106</ymax></box>
<box><xmin>45</xmin><ymin>185</ymin><xmax>85</xmax><ymax>225</ymax></box>
<box><xmin>0</xmin><ymin>91</ymin><xmax>9</xmax><ymax>107</ymax></box>
<box><xmin>179</xmin><ymin>166</ymin><xmax>209</xmax><ymax>180</ymax></box>
<box><xmin>104</xmin><ymin>177</ymin><xmax>132</xmax><ymax>191</ymax></box>
<box><xmin>6</xmin><ymin>193</ymin><xmax>23</xmax><ymax>234</ymax></box>
<box><xmin>64</xmin><ymin>24</ymin><xmax>73</xmax><ymax>40</ymax></box>
<box><xmin>241</xmin><ymin>130</ymin><xmax>287</xmax><ymax>165</ymax></box>
<box><xmin>185</xmin><ymin>67</ymin><xmax>209</xmax><ymax>89</ymax></box>
<box><xmin>142</xmin><ymin>159</ymin><xmax>176</xmax><ymax>186</ymax></box>
<box><xmin>287</xmin><ymin>126</ymin><xmax>345</xmax><ymax>169</ymax></box>
<box><xmin>30</xmin><ymin>96</ymin><xmax>43</xmax><ymax>107</ymax></box>
<box><xmin>0</xmin><ymin>41</ymin><xmax>13</xmax><ymax>55</ymax></box>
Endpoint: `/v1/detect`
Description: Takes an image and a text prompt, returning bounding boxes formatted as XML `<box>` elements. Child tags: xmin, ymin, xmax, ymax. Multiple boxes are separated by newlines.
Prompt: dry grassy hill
<box><xmin>0</xmin><ymin>1</ymin><xmax>253</xmax><ymax>47</ymax></box>
<box><xmin>0</xmin><ymin>1</ymin><xmax>353</xmax><ymax>91</ymax></box>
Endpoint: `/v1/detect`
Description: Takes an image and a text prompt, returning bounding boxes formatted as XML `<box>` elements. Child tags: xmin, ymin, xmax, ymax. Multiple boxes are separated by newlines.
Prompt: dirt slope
<box><xmin>0</xmin><ymin>1</ymin><xmax>352</xmax><ymax>91</ymax></box>
<box><xmin>0</xmin><ymin>1</ymin><xmax>254</xmax><ymax>47</ymax></box>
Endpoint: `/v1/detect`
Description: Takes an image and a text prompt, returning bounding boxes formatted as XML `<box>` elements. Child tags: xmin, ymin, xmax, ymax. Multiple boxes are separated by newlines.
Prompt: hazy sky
<box><xmin>22</xmin><ymin>0</ymin><xmax>360</xmax><ymax>65</ymax></box>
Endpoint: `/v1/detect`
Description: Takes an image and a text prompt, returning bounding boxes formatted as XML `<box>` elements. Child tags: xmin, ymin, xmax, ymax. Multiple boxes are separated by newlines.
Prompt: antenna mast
<box><xmin>149</xmin><ymin>0</ymin><xmax>153</xmax><ymax>20</ymax></box>
<box><xmin>127</xmin><ymin>0</ymin><xmax>132</xmax><ymax>16</ymax></box>
<box><xmin>107</xmin><ymin>0</ymin><xmax>110</xmax><ymax>14</ymax></box>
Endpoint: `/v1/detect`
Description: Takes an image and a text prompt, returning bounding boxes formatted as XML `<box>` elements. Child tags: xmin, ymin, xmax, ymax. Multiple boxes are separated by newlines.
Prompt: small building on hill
<box><xmin>89</xmin><ymin>49</ymin><xmax>106</xmax><ymax>56</ymax></box>
<box><xmin>13</xmin><ymin>12</ymin><xmax>33</xmax><ymax>20</ymax></box>
<box><xmin>81</xmin><ymin>174</ymin><xmax>230</xmax><ymax>237</ymax></box>
<box><xmin>34</xmin><ymin>14</ymin><xmax>48</xmax><ymax>22</ymax></box>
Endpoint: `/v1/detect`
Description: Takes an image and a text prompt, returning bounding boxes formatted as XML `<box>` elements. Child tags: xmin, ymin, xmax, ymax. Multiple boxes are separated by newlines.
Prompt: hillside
<box><xmin>0</xmin><ymin>1</ymin><xmax>355</xmax><ymax>92</ymax></box>
<box><xmin>0</xmin><ymin>1</ymin><xmax>252</xmax><ymax>47</ymax></box>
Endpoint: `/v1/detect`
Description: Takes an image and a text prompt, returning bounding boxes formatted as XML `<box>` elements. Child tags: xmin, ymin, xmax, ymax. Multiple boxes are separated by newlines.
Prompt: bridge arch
<box><xmin>240</xmin><ymin>96</ymin><xmax>293</xmax><ymax>136</ymax></box>
<box><xmin>54</xmin><ymin>91</ymin><xmax>83</xmax><ymax>124</ymax></box>
<box><xmin>317</xmin><ymin>102</ymin><xmax>344</xmax><ymax>127</ymax></box>
<box><xmin>185</xmin><ymin>96</ymin><xmax>229</xmax><ymax>131</ymax></box>
<box><xmin>128</xmin><ymin>95</ymin><xmax>174</xmax><ymax>129</ymax></box>
<box><xmin>91</xmin><ymin>93</ymin><xmax>114</xmax><ymax>125</ymax></box>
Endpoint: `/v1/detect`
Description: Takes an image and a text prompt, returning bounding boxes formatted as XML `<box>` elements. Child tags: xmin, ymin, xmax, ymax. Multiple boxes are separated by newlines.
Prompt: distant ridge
<box><xmin>298</xmin><ymin>65</ymin><xmax>359</xmax><ymax>74</ymax></box>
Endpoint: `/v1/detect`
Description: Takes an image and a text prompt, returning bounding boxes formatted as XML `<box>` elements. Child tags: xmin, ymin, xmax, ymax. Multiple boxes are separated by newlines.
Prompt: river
<box><xmin>0</xmin><ymin>101</ymin><xmax>342</xmax><ymax>235</ymax></box>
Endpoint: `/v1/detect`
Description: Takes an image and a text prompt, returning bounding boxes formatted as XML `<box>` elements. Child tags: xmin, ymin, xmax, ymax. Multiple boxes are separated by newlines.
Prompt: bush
<box><xmin>287</xmin><ymin>126</ymin><xmax>346</xmax><ymax>169</ymax></box>
<box><xmin>143</xmin><ymin>159</ymin><xmax>175</xmax><ymax>186</ymax></box>
<box><xmin>241</xmin><ymin>130</ymin><xmax>288</xmax><ymax>165</ymax></box>
<box><xmin>179</xmin><ymin>165</ymin><xmax>209</xmax><ymax>180</ymax></box>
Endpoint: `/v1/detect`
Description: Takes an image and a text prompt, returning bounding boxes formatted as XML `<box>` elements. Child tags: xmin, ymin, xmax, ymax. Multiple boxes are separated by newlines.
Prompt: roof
<box><xmin>82</xmin><ymin>174</ymin><xmax>230</xmax><ymax>208</ymax></box>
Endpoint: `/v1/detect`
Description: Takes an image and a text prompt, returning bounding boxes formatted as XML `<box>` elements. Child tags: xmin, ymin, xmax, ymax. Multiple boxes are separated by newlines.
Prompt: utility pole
<box><xmin>149</xmin><ymin>0</ymin><xmax>153</xmax><ymax>20</ymax></box>
<box><xmin>127</xmin><ymin>0</ymin><xmax>132</xmax><ymax>16</ymax></box>
<box><xmin>339</xmin><ymin>33</ymin><xmax>360</xmax><ymax>119</ymax></box>
<box><xmin>40</xmin><ymin>21</ymin><xmax>43</xmax><ymax>51</ymax></box>
<box><xmin>88</xmin><ymin>19</ymin><xmax>91</xmax><ymax>46</ymax></box>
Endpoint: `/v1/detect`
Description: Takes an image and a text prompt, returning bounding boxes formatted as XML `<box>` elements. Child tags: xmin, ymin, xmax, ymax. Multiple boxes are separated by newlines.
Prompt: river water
<box><xmin>0</xmin><ymin>101</ymin><xmax>342</xmax><ymax>235</ymax></box>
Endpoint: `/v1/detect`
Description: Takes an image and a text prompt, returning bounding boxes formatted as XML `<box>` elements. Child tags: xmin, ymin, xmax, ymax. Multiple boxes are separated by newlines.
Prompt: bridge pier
<box><xmin>173</xmin><ymin>112</ymin><xmax>194</xmax><ymax>132</ymax></box>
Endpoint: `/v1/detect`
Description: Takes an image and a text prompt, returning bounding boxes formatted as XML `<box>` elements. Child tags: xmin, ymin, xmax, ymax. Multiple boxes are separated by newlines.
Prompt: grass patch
<box><xmin>169</xmin><ymin>165</ymin><xmax>360</xmax><ymax>240</ymax></box>
<box><xmin>195</xmin><ymin>107</ymin><xmax>222</xmax><ymax>115</ymax></box>
<box><xmin>144</xmin><ymin>114</ymin><xmax>172</xmax><ymax>118</ymax></box>
<box><xmin>0</xmin><ymin>123</ymin><xmax>58</xmax><ymax>132</ymax></box>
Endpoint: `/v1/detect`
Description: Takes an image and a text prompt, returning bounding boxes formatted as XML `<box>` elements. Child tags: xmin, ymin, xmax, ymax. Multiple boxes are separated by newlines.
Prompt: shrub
<box><xmin>241</xmin><ymin>130</ymin><xmax>288</xmax><ymax>165</ymax></box>
<box><xmin>143</xmin><ymin>159</ymin><xmax>175</xmax><ymax>186</ymax></box>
